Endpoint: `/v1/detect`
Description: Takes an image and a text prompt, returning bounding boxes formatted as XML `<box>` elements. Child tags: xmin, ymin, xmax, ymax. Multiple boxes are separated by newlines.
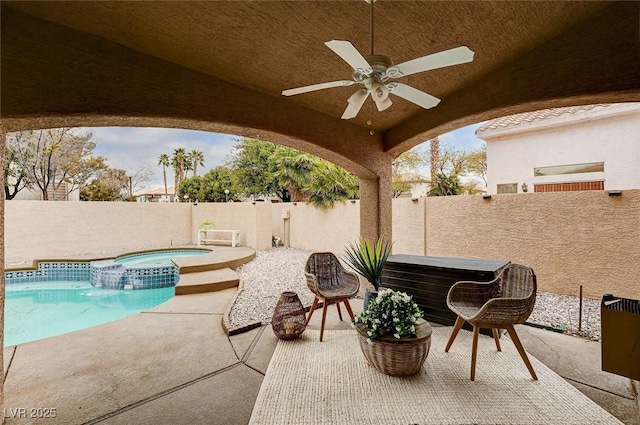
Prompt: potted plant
<box><xmin>352</xmin><ymin>288</ymin><xmax>432</xmax><ymax>376</ymax></box>
<box><xmin>344</xmin><ymin>236</ymin><xmax>393</xmax><ymax>309</ymax></box>
<box><xmin>199</xmin><ymin>220</ymin><xmax>214</xmax><ymax>230</ymax></box>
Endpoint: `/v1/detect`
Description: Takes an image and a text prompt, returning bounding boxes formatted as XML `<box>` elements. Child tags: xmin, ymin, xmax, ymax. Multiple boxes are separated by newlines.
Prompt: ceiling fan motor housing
<box><xmin>352</xmin><ymin>54</ymin><xmax>394</xmax><ymax>82</ymax></box>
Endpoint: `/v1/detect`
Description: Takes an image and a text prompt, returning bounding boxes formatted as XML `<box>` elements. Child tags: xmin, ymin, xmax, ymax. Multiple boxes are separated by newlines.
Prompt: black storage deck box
<box><xmin>381</xmin><ymin>255</ymin><xmax>510</xmax><ymax>328</ymax></box>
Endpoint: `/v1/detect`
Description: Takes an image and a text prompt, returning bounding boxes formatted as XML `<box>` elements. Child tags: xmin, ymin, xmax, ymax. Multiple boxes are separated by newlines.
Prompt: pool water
<box><xmin>5</xmin><ymin>281</ymin><xmax>174</xmax><ymax>346</ymax></box>
<box><xmin>115</xmin><ymin>249</ymin><xmax>209</xmax><ymax>266</ymax></box>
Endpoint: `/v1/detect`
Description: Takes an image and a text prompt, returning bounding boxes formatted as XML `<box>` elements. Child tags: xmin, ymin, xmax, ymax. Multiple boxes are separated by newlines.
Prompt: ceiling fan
<box><xmin>281</xmin><ymin>1</ymin><xmax>474</xmax><ymax>120</ymax></box>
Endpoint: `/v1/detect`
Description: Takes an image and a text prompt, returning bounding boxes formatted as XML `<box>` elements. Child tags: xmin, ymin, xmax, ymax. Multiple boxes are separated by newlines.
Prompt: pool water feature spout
<box><xmin>90</xmin><ymin>261</ymin><xmax>129</xmax><ymax>290</ymax></box>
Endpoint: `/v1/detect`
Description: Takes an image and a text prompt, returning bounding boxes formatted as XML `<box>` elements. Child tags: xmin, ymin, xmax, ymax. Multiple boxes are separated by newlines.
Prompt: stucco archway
<box><xmin>2</xmin><ymin>0</ymin><xmax>640</xmax><ymax>414</ymax></box>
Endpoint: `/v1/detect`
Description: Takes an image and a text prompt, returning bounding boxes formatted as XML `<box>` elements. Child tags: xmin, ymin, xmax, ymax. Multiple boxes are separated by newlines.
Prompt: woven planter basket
<box><xmin>355</xmin><ymin>320</ymin><xmax>432</xmax><ymax>376</ymax></box>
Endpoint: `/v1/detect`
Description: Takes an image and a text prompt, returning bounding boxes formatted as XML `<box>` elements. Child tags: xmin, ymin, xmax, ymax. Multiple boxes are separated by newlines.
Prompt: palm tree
<box><xmin>157</xmin><ymin>153</ymin><xmax>170</xmax><ymax>195</ymax></box>
<box><xmin>171</xmin><ymin>148</ymin><xmax>187</xmax><ymax>191</ymax></box>
<box><xmin>273</xmin><ymin>149</ymin><xmax>316</xmax><ymax>202</ymax></box>
<box><xmin>305</xmin><ymin>161</ymin><xmax>359</xmax><ymax>209</ymax></box>
<box><xmin>188</xmin><ymin>150</ymin><xmax>205</xmax><ymax>177</ymax></box>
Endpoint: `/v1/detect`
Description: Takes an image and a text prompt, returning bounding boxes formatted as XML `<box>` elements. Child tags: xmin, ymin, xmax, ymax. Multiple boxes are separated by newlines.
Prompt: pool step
<box><xmin>173</xmin><ymin>247</ymin><xmax>255</xmax><ymax>274</ymax></box>
<box><xmin>175</xmin><ymin>268</ymin><xmax>239</xmax><ymax>295</ymax></box>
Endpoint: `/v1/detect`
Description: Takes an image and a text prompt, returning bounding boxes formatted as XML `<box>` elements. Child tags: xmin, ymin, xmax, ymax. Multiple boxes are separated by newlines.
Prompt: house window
<box><xmin>534</xmin><ymin>162</ymin><xmax>604</xmax><ymax>177</ymax></box>
<box><xmin>534</xmin><ymin>180</ymin><xmax>604</xmax><ymax>192</ymax></box>
<box><xmin>497</xmin><ymin>183</ymin><xmax>518</xmax><ymax>194</ymax></box>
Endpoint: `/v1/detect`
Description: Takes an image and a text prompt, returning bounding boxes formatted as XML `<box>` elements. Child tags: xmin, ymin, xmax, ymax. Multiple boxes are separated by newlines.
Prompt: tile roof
<box><xmin>476</xmin><ymin>104</ymin><xmax>611</xmax><ymax>133</ymax></box>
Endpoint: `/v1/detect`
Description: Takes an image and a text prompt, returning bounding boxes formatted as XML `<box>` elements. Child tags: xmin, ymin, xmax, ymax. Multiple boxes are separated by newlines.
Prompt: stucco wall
<box><xmin>4</xmin><ymin>201</ymin><xmax>193</xmax><ymax>264</ymax></box>
<box><xmin>271</xmin><ymin>201</ymin><xmax>360</xmax><ymax>255</ymax></box>
<box><xmin>190</xmin><ymin>201</ymin><xmax>272</xmax><ymax>251</ymax></box>
<box><xmin>425</xmin><ymin>190</ymin><xmax>640</xmax><ymax>299</ymax></box>
<box><xmin>4</xmin><ymin>201</ymin><xmax>272</xmax><ymax>265</ymax></box>
<box><xmin>392</xmin><ymin>197</ymin><xmax>427</xmax><ymax>256</ymax></box>
<box><xmin>482</xmin><ymin>103</ymin><xmax>640</xmax><ymax>194</ymax></box>
<box><xmin>5</xmin><ymin>192</ymin><xmax>639</xmax><ymax>301</ymax></box>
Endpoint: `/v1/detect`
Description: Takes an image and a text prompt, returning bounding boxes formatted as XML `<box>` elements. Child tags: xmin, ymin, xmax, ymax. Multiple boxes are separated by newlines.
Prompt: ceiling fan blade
<box><xmin>388</xmin><ymin>83</ymin><xmax>440</xmax><ymax>109</ymax></box>
<box><xmin>282</xmin><ymin>80</ymin><xmax>355</xmax><ymax>96</ymax></box>
<box><xmin>393</xmin><ymin>46</ymin><xmax>474</xmax><ymax>77</ymax></box>
<box><xmin>325</xmin><ymin>40</ymin><xmax>372</xmax><ymax>73</ymax></box>
<box><xmin>341</xmin><ymin>88</ymin><xmax>369</xmax><ymax>119</ymax></box>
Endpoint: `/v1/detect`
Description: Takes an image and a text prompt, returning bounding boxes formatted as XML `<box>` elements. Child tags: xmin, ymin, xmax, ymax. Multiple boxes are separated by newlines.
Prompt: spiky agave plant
<box><xmin>344</xmin><ymin>237</ymin><xmax>393</xmax><ymax>291</ymax></box>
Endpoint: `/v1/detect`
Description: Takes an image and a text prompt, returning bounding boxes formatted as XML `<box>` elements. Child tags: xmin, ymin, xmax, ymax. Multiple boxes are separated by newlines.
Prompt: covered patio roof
<box><xmin>2</xmin><ymin>1</ymin><xmax>640</xmax><ymax>239</ymax></box>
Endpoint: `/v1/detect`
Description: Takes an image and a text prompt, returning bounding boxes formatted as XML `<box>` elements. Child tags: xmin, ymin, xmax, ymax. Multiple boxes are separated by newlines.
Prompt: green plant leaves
<box><xmin>344</xmin><ymin>236</ymin><xmax>393</xmax><ymax>291</ymax></box>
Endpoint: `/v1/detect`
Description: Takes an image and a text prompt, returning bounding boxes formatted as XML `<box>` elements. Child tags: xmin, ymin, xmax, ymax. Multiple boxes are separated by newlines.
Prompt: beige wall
<box><xmin>391</xmin><ymin>197</ymin><xmax>427</xmax><ymax>256</ymax></box>
<box><xmin>271</xmin><ymin>200</ymin><xmax>360</xmax><ymax>256</ymax></box>
<box><xmin>190</xmin><ymin>201</ymin><xmax>272</xmax><ymax>251</ymax></box>
<box><xmin>5</xmin><ymin>192</ymin><xmax>639</xmax><ymax>301</ymax></box>
<box><xmin>5</xmin><ymin>201</ymin><xmax>192</xmax><ymax>264</ymax></box>
<box><xmin>4</xmin><ymin>201</ymin><xmax>271</xmax><ymax>265</ymax></box>
<box><xmin>425</xmin><ymin>190</ymin><xmax>640</xmax><ymax>300</ymax></box>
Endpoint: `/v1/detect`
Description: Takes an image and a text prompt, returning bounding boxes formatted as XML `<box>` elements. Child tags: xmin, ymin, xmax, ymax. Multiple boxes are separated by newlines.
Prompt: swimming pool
<box><xmin>3</xmin><ymin>248</ymin><xmax>209</xmax><ymax>346</ymax></box>
<box><xmin>115</xmin><ymin>249</ymin><xmax>209</xmax><ymax>266</ymax></box>
<box><xmin>5</xmin><ymin>280</ymin><xmax>174</xmax><ymax>346</ymax></box>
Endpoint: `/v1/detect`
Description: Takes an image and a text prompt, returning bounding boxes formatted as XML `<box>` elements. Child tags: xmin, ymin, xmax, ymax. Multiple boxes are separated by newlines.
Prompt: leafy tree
<box><xmin>158</xmin><ymin>153</ymin><xmax>170</xmax><ymax>195</ymax></box>
<box><xmin>273</xmin><ymin>148</ymin><xmax>317</xmax><ymax>202</ymax></box>
<box><xmin>304</xmin><ymin>161</ymin><xmax>359</xmax><ymax>209</ymax></box>
<box><xmin>228</xmin><ymin>138</ymin><xmax>360</xmax><ymax>208</ymax></box>
<box><xmin>427</xmin><ymin>141</ymin><xmax>487</xmax><ymax>196</ymax></box>
<box><xmin>428</xmin><ymin>172</ymin><xmax>463</xmax><ymax>196</ymax></box>
<box><xmin>227</xmin><ymin>138</ymin><xmax>281</xmax><ymax>199</ymax></box>
<box><xmin>177</xmin><ymin>175</ymin><xmax>203</xmax><ymax>202</ymax></box>
<box><xmin>178</xmin><ymin>166</ymin><xmax>235</xmax><ymax>203</ymax></box>
<box><xmin>80</xmin><ymin>168</ymin><xmax>131</xmax><ymax>201</ymax></box>
<box><xmin>392</xmin><ymin>148</ymin><xmax>426</xmax><ymax>198</ymax></box>
<box><xmin>466</xmin><ymin>145</ymin><xmax>487</xmax><ymax>186</ymax></box>
<box><xmin>5</xmin><ymin>128</ymin><xmax>106</xmax><ymax>200</ymax></box>
<box><xmin>5</xmin><ymin>132</ymin><xmax>34</xmax><ymax>200</ymax></box>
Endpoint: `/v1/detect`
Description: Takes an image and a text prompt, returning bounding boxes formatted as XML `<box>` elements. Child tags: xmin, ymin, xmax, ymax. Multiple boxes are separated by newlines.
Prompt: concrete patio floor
<box><xmin>3</xmin><ymin>288</ymin><xmax>639</xmax><ymax>424</ymax></box>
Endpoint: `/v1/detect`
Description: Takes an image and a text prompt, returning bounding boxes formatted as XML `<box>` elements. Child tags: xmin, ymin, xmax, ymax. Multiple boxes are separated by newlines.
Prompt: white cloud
<box><xmin>84</xmin><ymin>127</ymin><xmax>239</xmax><ymax>191</ymax></box>
<box><xmin>80</xmin><ymin>122</ymin><xmax>486</xmax><ymax>193</ymax></box>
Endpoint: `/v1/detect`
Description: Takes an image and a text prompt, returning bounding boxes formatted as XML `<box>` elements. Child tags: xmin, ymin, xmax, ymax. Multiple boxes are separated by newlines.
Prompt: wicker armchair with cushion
<box><xmin>305</xmin><ymin>252</ymin><xmax>360</xmax><ymax>342</ymax></box>
<box><xmin>444</xmin><ymin>263</ymin><xmax>538</xmax><ymax>381</ymax></box>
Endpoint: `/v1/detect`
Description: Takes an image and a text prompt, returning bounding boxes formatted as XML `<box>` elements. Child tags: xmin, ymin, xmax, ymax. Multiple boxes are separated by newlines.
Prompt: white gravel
<box><xmin>229</xmin><ymin>248</ymin><xmax>316</xmax><ymax>330</ymax></box>
<box><xmin>229</xmin><ymin>248</ymin><xmax>603</xmax><ymax>341</ymax></box>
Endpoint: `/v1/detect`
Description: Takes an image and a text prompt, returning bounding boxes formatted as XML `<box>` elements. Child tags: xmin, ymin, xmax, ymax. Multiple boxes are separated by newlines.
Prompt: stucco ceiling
<box><xmin>2</xmin><ymin>1</ymin><xmax>640</xmax><ymax>158</ymax></box>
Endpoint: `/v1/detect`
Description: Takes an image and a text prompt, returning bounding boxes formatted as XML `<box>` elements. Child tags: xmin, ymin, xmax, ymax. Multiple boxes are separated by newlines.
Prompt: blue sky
<box><xmin>84</xmin><ymin>122</ymin><xmax>486</xmax><ymax>192</ymax></box>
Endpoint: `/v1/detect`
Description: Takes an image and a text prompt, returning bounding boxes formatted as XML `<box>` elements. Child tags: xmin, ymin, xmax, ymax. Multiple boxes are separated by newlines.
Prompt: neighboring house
<box><xmin>394</xmin><ymin>173</ymin><xmax>431</xmax><ymax>198</ymax></box>
<box><xmin>476</xmin><ymin>103</ymin><xmax>640</xmax><ymax>195</ymax></box>
<box><xmin>136</xmin><ymin>187</ymin><xmax>177</xmax><ymax>203</ymax></box>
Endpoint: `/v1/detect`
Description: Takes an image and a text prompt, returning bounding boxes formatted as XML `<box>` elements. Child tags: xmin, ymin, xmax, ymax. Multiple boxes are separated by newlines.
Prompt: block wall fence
<box><xmin>4</xmin><ymin>190</ymin><xmax>639</xmax><ymax>300</ymax></box>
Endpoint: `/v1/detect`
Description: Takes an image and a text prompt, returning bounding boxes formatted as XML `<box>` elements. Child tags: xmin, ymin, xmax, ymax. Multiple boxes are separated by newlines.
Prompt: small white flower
<box><xmin>394</xmin><ymin>333</ymin><xmax>400</xmax><ymax>339</ymax></box>
<box><xmin>367</xmin><ymin>338</ymin><xmax>373</xmax><ymax>345</ymax></box>
<box><xmin>393</xmin><ymin>317</ymin><xmax>400</xmax><ymax>323</ymax></box>
<box><xmin>367</xmin><ymin>330</ymin><xmax>373</xmax><ymax>337</ymax></box>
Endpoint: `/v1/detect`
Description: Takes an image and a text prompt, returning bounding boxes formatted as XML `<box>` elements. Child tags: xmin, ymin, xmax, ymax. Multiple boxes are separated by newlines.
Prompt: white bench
<box><xmin>197</xmin><ymin>229</ymin><xmax>240</xmax><ymax>247</ymax></box>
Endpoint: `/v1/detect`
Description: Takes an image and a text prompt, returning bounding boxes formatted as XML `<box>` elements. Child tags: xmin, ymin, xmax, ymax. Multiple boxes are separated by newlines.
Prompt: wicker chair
<box><xmin>444</xmin><ymin>263</ymin><xmax>538</xmax><ymax>381</ymax></box>
<box><xmin>304</xmin><ymin>252</ymin><xmax>360</xmax><ymax>342</ymax></box>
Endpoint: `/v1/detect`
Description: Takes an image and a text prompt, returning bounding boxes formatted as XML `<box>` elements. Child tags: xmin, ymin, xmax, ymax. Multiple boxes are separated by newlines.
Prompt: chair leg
<box><xmin>335</xmin><ymin>301</ymin><xmax>343</xmax><ymax>321</ymax></box>
<box><xmin>445</xmin><ymin>316</ymin><xmax>465</xmax><ymax>352</ymax></box>
<box><xmin>306</xmin><ymin>296</ymin><xmax>319</xmax><ymax>326</ymax></box>
<box><xmin>506</xmin><ymin>325</ymin><xmax>538</xmax><ymax>380</ymax></box>
<box><xmin>471</xmin><ymin>325</ymin><xmax>480</xmax><ymax>381</ymax></box>
<box><xmin>343</xmin><ymin>298</ymin><xmax>355</xmax><ymax>321</ymax></box>
<box><xmin>492</xmin><ymin>328</ymin><xmax>502</xmax><ymax>352</ymax></box>
<box><xmin>320</xmin><ymin>299</ymin><xmax>329</xmax><ymax>342</ymax></box>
